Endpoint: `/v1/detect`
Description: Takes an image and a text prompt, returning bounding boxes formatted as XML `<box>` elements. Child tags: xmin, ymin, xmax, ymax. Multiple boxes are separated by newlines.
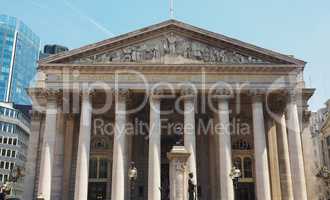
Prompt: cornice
<box><xmin>38</xmin><ymin>63</ymin><xmax>302</xmax><ymax>74</ymax></box>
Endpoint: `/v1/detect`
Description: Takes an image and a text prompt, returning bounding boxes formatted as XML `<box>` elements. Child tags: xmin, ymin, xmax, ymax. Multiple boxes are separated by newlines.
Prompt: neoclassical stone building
<box><xmin>24</xmin><ymin>20</ymin><xmax>314</xmax><ymax>200</ymax></box>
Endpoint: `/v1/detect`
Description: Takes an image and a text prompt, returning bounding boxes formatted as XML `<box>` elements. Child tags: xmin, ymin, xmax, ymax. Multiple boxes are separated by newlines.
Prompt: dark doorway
<box><xmin>88</xmin><ymin>182</ymin><xmax>107</xmax><ymax>200</ymax></box>
<box><xmin>235</xmin><ymin>182</ymin><xmax>255</xmax><ymax>200</ymax></box>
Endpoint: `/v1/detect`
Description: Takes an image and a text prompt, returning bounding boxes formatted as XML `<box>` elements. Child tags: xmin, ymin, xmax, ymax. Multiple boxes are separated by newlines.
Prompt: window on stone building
<box><xmin>6</xmin><ymin>150</ymin><xmax>10</xmax><ymax>157</ymax></box>
<box><xmin>233</xmin><ymin>157</ymin><xmax>242</xmax><ymax>172</ymax></box>
<box><xmin>327</xmin><ymin>136</ymin><xmax>330</xmax><ymax>146</ymax></box>
<box><xmin>244</xmin><ymin>157</ymin><xmax>253</xmax><ymax>178</ymax></box>
<box><xmin>89</xmin><ymin>158</ymin><xmax>98</xmax><ymax>179</ymax></box>
<box><xmin>5</xmin><ymin>162</ymin><xmax>9</xmax><ymax>170</ymax></box>
<box><xmin>99</xmin><ymin>159</ymin><xmax>108</xmax><ymax>179</ymax></box>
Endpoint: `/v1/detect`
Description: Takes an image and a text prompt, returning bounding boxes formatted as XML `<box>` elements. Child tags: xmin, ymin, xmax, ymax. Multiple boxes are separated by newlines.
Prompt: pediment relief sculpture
<box><xmin>71</xmin><ymin>33</ymin><xmax>270</xmax><ymax>65</ymax></box>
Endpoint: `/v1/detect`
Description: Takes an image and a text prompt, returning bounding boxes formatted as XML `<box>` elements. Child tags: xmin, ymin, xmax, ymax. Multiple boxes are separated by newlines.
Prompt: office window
<box><xmin>11</xmin><ymin>151</ymin><xmax>15</xmax><ymax>158</ymax></box>
<box><xmin>3</xmin><ymin>137</ymin><xmax>7</xmax><ymax>144</ymax></box>
<box><xmin>5</xmin><ymin>162</ymin><xmax>9</xmax><ymax>170</ymax></box>
<box><xmin>0</xmin><ymin>161</ymin><xmax>4</xmax><ymax>169</ymax></box>
<box><xmin>6</xmin><ymin>149</ymin><xmax>10</xmax><ymax>157</ymax></box>
<box><xmin>2</xmin><ymin>149</ymin><xmax>6</xmax><ymax>156</ymax></box>
<box><xmin>13</xmin><ymin>138</ymin><xmax>17</xmax><ymax>145</ymax></box>
<box><xmin>6</xmin><ymin>149</ymin><xmax>11</xmax><ymax>157</ymax></box>
<box><xmin>8</xmin><ymin>138</ymin><xmax>12</xmax><ymax>145</ymax></box>
<box><xmin>0</xmin><ymin>137</ymin><xmax>2</xmax><ymax>143</ymax></box>
<box><xmin>0</xmin><ymin>174</ymin><xmax>3</xmax><ymax>182</ymax></box>
<box><xmin>3</xmin><ymin>175</ymin><xmax>7</xmax><ymax>183</ymax></box>
<box><xmin>9</xmin><ymin>163</ymin><xmax>13</xmax><ymax>170</ymax></box>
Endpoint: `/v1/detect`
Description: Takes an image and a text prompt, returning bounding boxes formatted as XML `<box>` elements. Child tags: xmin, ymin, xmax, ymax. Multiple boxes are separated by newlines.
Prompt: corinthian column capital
<box><xmin>114</xmin><ymin>88</ymin><xmax>130</xmax><ymax>101</ymax></box>
<box><xmin>181</xmin><ymin>85</ymin><xmax>197</xmax><ymax>101</ymax></box>
<box><xmin>248</xmin><ymin>89</ymin><xmax>267</xmax><ymax>102</ymax></box>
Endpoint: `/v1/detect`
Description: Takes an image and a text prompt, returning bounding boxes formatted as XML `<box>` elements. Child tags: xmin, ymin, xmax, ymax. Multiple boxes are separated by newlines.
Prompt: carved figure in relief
<box><xmin>73</xmin><ymin>34</ymin><xmax>269</xmax><ymax>64</ymax></box>
<box><xmin>167</xmin><ymin>33</ymin><xmax>177</xmax><ymax>56</ymax></box>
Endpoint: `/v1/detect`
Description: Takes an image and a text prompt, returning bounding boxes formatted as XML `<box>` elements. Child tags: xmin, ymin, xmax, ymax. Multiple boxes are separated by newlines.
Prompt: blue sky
<box><xmin>1</xmin><ymin>0</ymin><xmax>329</xmax><ymax>111</ymax></box>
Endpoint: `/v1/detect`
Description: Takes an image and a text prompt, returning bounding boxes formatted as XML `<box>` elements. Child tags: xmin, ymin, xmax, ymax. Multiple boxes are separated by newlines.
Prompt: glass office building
<box><xmin>0</xmin><ymin>15</ymin><xmax>40</xmax><ymax>105</ymax></box>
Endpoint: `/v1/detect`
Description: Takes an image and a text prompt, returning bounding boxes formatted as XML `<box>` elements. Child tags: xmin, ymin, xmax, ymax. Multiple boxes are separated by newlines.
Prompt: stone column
<box><xmin>111</xmin><ymin>89</ymin><xmax>129</xmax><ymax>200</ymax></box>
<box><xmin>215</xmin><ymin>94</ymin><xmax>234</xmax><ymax>200</ymax></box>
<box><xmin>266</xmin><ymin>119</ymin><xmax>282</xmax><ymax>200</ymax></box>
<box><xmin>182</xmin><ymin>88</ymin><xmax>197</xmax><ymax>188</ymax></box>
<box><xmin>23</xmin><ymin>111</ymin><xmax>43</xmax><ymax>200</ymax></box>
<box><xmin>167</xmin><ymin>146</ymin><xmax>191</xmax><ymax>200</ymax></box>
<box><xmin>37</xmin><ymin>91</ymin><xmax>59</xmax><ymax>200</ymax></box>
<box><xmin>276</xmin><ymin>114</ymin><xmax>294</xmax><ymax>200</ymax></box>
<box><xmin>251</xmin><ymin>94</ymin><xmax>271</xmax><ymax>200</ymax></box>
<box><xmin>286</xmin><ymin>93</ymin><xmax>308</xmax><ymax>200</ymax></box>
<box><xmin>148</xmin><ymin>94</ymin><xmax>161</xmax><ymax>200</ymax></box>
<box><xmin>74</xmin><ymin>90</ymin><xmax>93</xmax><ymax>200</ymax></box>
<box><xmin>62</xmin><ymin>114</ymin><xmax>75</xmax><ymax>200</ymax></box>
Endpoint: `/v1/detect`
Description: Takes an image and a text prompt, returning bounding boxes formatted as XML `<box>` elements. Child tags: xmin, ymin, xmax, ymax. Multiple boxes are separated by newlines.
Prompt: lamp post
<box><xmin>229</xmin><ymin>166</ymin><xmax>241</xmax><ymax>200</ymax></box>
<box><xmin>128</xmin><ymin>161</ymin><xmax>138</xmax><ymax>200</ymax></box>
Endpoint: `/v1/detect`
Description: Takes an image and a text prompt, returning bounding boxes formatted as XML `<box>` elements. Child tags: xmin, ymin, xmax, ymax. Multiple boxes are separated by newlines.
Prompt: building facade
<box><xmin>302</xmin><ymin>103</ymin><xmax>330</xmax><ymax>200</ymax></box>
<box><xmin>27</xmin><ymin>20</ymin><xmax>314</xmax><ymax>200</ymax></box>
<box><xmin>0</xmin><ymin>15</ymin><xmax>40</xmax><ymax>105</ymax></box>
<box><xmin>0</xmin><ymin>102</ymin><xmax>30</xmax><ymax>197</ymax></box>
<box><xmin>39</xmin><ymin>44</ymin><xmax>69</xmax><ymax>60</ymax></box>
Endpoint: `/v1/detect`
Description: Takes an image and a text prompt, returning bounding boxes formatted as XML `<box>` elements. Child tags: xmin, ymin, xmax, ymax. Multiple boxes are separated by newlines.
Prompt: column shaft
<box><xmin>111</xmin><ymin>91</ymin><xmax>128</xmax><ymax>200</ymax></box>
<box><xmin>74</xmin><ymin>91</ymin><xmax>93</xmax><ymax>200</ymax></box>
<box><xmin>62</xmin><ymin>115</ymin><xmax>75</xmax><ymax>200</ymax></box>
<box><xmin>148</xmin><ymin>96</ymin><xmax>161</xmax><ymax>200</ymax></box>
<box><xmin>276</xmin><ymin>114</ymin><xmax>294</xmax><ymax>200</ymax></box>
<box><xmin>37</xmin><ymin>98</ymin><xmax>58</xmax><ymax>200</ymax></box>
<box><xmin>184</xmin><ymin>97</ymin><xmax>197</xmax><ymax>186</ymax></box>
<box><xmin>217</xmin><ymin>99</ymin><xmax>234</xmax><ymax>200</ymax></box>
<box><xmin>252</xmin><ymin>97</ymin><xmax>271</xmax><ymax>200</ymax></box>
<box><xmin>287</xmin><ymin>100</ymin><xmax>308</xmax><ymax>200</ymax></box>
<box><xmin>267</xmin><ymin>119</ymin><xmax>282</xmax><ymax>200</ymax></box>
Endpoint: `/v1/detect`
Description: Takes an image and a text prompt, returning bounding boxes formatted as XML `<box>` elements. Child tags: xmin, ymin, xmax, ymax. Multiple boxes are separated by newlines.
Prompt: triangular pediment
<box><xmin>39</xmin><ymin>20</ymin><xmax>305</xmax><ymax>65</ymax></box>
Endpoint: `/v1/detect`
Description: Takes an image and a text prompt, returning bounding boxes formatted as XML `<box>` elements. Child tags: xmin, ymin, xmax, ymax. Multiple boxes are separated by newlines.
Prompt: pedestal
<box><xmin>167</xmin><ymin>146</ymin><xmax>191</xmax><ymax>200</ymax></box>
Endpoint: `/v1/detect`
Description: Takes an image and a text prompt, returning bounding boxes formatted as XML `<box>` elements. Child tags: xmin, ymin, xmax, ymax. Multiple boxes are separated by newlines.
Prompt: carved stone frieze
<box><xmin>71</xmin><ymin>33</ymin><xmax>270</xmax><ymax>65</ymax></box>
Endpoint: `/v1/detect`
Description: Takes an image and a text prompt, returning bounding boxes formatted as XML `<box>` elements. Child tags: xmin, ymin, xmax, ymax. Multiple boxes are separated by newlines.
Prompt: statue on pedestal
<box><xmin>188</xmin><ymin>173</ymin><xmax>197</xmax><ymax>200</ymax></box>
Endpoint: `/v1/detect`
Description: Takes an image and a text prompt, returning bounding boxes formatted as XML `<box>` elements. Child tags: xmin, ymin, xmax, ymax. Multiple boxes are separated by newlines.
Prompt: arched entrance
<box><xmin>232</xmin><ymin>138</ymin><xmax>255</xmax><ymax>200</ymax></box>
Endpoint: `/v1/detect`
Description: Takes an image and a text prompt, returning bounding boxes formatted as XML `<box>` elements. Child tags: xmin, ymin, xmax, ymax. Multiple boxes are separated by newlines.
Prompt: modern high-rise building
<box><xmin>0</xmin><ymin>15</ymin><xmax>40</xmax><ymax>105</ymax></box>
<box><xmin>39</xmin><ymin>44</ymin><xmax>68</xmax><ymax>59</ymax></box>
<box><xmin>0</xmin><ymin>102</ymin><xmax>31</xmax><ymax>198</ymax></box>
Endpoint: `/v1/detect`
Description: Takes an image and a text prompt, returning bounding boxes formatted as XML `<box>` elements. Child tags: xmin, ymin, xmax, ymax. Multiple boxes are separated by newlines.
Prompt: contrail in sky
<box><xmin>62</xmin><ymin>0</ymin><xmax>115</xmax><ymax>37</ymax></box>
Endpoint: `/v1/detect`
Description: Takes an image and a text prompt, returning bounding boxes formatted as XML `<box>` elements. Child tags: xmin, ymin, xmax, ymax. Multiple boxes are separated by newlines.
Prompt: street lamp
<box><xmin>230</xmin><ymin>166</ymin><xmax>241</xmax><ymax>200</ymax></box>
<box><xmin>128</xmin><ymin>162</ymin><xmax>138</xmax><ymax>200</ymax></box>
